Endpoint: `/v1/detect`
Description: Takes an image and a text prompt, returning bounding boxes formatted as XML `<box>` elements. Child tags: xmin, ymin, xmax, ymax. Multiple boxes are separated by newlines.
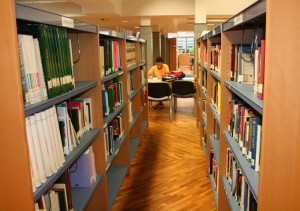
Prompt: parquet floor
<box><xmin>112</xmin><ymin>99</ymin><xmax>216</xmax><ymax>211</ymax></box>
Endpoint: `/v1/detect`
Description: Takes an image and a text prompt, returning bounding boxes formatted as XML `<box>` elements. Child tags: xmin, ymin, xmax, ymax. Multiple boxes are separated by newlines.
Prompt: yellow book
<box><xmin>218</xmin><ymin>82</ymin><xmax>221</xmax><ymax>114</ymax></box>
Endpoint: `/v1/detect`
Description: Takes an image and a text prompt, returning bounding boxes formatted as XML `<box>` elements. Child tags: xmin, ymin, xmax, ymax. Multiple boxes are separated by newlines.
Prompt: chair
<box><xmin>148</xmin><ymin>82</ymin><xmax>173</xmax><ymax>121</ymax></box>
<box><xmin>171</xmin><ymin>80</ymin><xmax>196</xmax><ymax>116</ymax></box>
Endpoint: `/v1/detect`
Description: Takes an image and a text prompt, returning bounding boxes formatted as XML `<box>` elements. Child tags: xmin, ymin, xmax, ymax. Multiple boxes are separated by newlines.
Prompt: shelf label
<box><xmin>62</xmin><ymin>17</ymin><xmax>74</xmax><ymax>28</ymax></box>
<box><xmin>238</xmin><ymin>75</ymin><xmax>243</xmax><ymax>82</ymax></box>
<box><xmin>234</xmin><ymin>14</ymin><xmax>243</xmax><ymax>26</ymax></box>
<box><xmin>112</xmin><ymin>31</ymin><xmax>117</xmax><ymax>37</ymax></box>
<box><xmin>258</xmin><ymin>84</ymin><xmax>263</xmax><ymax>93</ymax></box>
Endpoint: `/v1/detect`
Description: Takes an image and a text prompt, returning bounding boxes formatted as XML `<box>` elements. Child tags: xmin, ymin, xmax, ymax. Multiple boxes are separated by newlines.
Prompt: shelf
<box><xmin>72</xmin><ymin>174</ymin><xmax>103</xmax><ymax>211</ymax></box>
<box><xmin>139</xmin><ymin>39</ymin><xmax>147</xmax><ymax>44</ymax></box>
<box><xmin>197</xmin><ymin>121</ymin><xmax>201</xmax><ymax>132</ymax></box>
<box><xmin>99</xmin><ymin>26</ymin><xmax>125</xmax><ymax>39</ymax></box>
<box><xmin>222</xmin><ymin>0</ymin><xmax>266</xmax><ymax>32</ymax></box>
<box><xmin>128</xmin><ymin>89</ymin><xmax>139</xmax><ymax>101</ymax></box>
<box><xmin>201</xmin><ymin>33</ymin><xmax>208</xmax><ymax>41</ymax></box>
<box><xmin>106</xmin><ymin>134</ymin><xmax>127</xmax><ymax>171</ymax></box>
<box><xmin>130</xmin><ymin>137</ymin><xmax>141</xmax><ymax>162</ymax></box>
<box><xmin>101</xmin><ymin>71</ymin><xmax>124</xmax><ymax>83</ymax></box>
<box><xmin>202</xmin><ymin>89</ymin><xmax>207</xmax><ymax>100</ymax></box>
<box><xmin>103</xmin><ymin>102</ymin><xmax>126</xmax><ymax>128</ymax></box>
<box><xmin>209</xmin><ymin>134</ymin><xmax>220</xmax><ymax>164</ymax></box>
<box><xmin>222</xmin><ymin>176</ymin><xmax>240</xmax><ymax>211</ymax></box>
<box><xmin>140</xmin><ymin>81</ymin><xmax>147</xmax><ymax>89</ymax></box>
<box><xmin>25</xmin><ymin>81</ymin><xmax>97</xmax><ymax>117</ymax></box>
<box><xmin>202</xmin><ymin>64</ymin><xmax>207</xmax><ymax>71</ymax></box>
<box><xmin>225</xmin><ymin>81</ymin><xmax>263</xmax><ymax>115</ymax></box>
<box><xmin>33</xmin><ymin>129</ymin><xmax>100</xmax><ymax>201</ymax></box>
<box><xmin>208</xmin><ymin>25</ymin><xmax>221</xmax><ymax>38</ymax></box>
<box><xmin>202</xmin><ymin>139</ymin><xmax>206</xmax><ymax>158</ymax></box>
<box><xmin>198</xmin><ymin>100</ymin><xmax>201</xmax><ymax>109</ymax></box>
<box><xmin>16</xmin><ymin>3</ymin><xmax>98</xmax><ymax>33</ymax></box>
<box><xmin>209</xmin><ymin>103</ymin><xmax>220</xmax><ymax>126</ymax></box>
<box><xmin>129</xmin><ymin>113</ymin><xmax>140</xmax><ymax>131</ymax></box>
<box><xmin>142</xmin><ymin>121</ymin><xmax>147</xmax><ymax>135</ymax></box>
<box><xmin>140</xmin><ymin>62</ymin><xmax>146</xmax><ymax>67</ymax></box>
<box><xmin>107</xmin><ymin>166</ymin><xmax>128</xmax><ymax>210</ymax></box>
<box><xmin>209</xmin><ymin>174</ymin><xmax>218</xmax><ymax>209</ymax></box>
<box><xmin>202</xmin><ymin>113</ymin><xmax>207</xmax><ymax>127</ymax></box>
<box><xmin>209</xmin><ymin>69</ymin><xmax>221</xmax><ymax>82</ymax></box>
<box><xmin>127</xmin><ymin>65</ymin><xmax>139</xmax><ymax>72</ymax></box>
<box><xmin>126</xmin><ymin>35</ymin><xmax>139</xmax><ymax>42</ymax></box>
<box><xmin>223</xmin><ymin>130</ymin><xmax>259</xmax><ymax>201</ymax></box>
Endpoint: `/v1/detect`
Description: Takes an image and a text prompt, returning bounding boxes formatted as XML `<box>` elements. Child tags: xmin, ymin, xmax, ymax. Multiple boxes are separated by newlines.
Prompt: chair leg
<box><xmin>170</xmin><ymin>96</ymin><xmax>173</xmax><ymax>121</ymax></box>
<box><xmin>174</xmin><ymin>97</ymin><xmax>177</xmax><ymax>111</ymax></box>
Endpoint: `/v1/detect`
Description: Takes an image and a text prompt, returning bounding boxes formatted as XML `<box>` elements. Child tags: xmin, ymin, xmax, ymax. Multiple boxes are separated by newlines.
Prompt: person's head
<box><xmin>156</xmin><ymin>57</ymin><xmax>164</xmax><ymax>70</ymax></box>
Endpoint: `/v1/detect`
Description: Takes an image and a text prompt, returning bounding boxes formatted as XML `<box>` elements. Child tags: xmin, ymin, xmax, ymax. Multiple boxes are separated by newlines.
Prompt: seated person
<box><xmin>148</xmin><ymin>57</ymin><xmax>170</xmax><ymax>109</ymax></box>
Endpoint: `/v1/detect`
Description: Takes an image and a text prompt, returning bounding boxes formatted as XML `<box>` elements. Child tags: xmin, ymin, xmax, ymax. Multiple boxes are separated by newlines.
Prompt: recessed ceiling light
<box><xmin>122</xmin><ymin>21</ymin><xmax>128</xmax><ymax>22</ymax></box>
<box><xmin>135</xmin><ymin>26</ymin><xmax>139</xmax><ymax>28</ymax></box>
<box><xmin>207</xmin><ymin>24</ymin><xmax>214</xmax><ymax>25</ymax></box>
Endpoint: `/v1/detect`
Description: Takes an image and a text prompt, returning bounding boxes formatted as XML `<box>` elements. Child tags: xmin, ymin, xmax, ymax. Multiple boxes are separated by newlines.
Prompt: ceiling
<box><xmin>16</xmin><ymin>0</ymin><xmax>256</xmax><ymax>34</ymax></box>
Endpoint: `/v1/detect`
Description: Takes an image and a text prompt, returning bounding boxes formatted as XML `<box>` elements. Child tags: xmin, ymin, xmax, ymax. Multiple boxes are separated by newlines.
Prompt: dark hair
<box><xmin>156</xmin><ymin>56</ymin><xmax>163</xmax><ymax>63</ymax></box>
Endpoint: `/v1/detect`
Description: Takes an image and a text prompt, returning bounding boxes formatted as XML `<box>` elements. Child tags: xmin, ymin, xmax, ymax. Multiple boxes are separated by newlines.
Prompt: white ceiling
<box><xmin>17</xmin><ymin>0</ymin><xmax>257</xmax><ymax>33</ymax></box>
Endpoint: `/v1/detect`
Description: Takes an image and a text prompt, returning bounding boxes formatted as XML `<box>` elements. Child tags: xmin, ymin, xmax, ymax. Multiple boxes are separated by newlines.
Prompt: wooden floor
<box><xmin>112</xmin><ymin>99</ymin><xmax>216</xmax><ymax>211</ymax></box>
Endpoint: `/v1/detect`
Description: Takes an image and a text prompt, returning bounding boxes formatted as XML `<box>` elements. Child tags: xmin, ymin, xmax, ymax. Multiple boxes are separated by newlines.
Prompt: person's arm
<box><xmin>148</xmin><ymin>66</ymin><xmax>154</xmax><ymax>79</ymax></box>
<box><xmin>164</xmin><ymin>64</ymin><xmax>170</xmax><ymax>73</ymax></box>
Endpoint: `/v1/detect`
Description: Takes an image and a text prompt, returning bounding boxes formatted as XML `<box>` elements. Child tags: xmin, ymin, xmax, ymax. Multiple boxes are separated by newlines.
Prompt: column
<box><xmin>140</xmin><ymin>17</ymin><xmax>153</xmax><ymax>71</ymax></box>
<box><xmin>161</xmin><ymin>32</ymin><xmax>166</xmax><ymax>64</ymax></box>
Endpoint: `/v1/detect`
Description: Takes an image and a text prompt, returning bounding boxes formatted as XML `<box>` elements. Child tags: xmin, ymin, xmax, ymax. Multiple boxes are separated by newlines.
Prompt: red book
<box><xmin>145</xmin><ymin>90</ymin><xmax>148</xmax><ymax>103</ymax></box>
<box><xmin>259</xmin><ymin>40</ymin><xmax>265</xmax><ymax>99</ymax></box>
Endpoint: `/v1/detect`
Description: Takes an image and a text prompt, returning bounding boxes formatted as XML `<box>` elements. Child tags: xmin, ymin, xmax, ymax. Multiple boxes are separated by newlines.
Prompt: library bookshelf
<box><xmin>0</xmin><ymin>1</ymin><xmax>148</xmax><ymax>210</ymax></box>
<box><xmin>196</xmin><ymin>0</ymin><xmax>300</xmax><ymax>210</ymax></box>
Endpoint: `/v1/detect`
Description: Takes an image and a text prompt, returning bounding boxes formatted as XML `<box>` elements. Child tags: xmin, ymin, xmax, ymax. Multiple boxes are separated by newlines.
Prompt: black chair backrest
<box><xmin>148</xmin><ymin>82</ymin><xmax>171</xmax><ymax>98</ymax></box>
<box><xmin>172</xmin><ymin>81</ymin><xmax>195</xmax><ymax>95</ymax></box>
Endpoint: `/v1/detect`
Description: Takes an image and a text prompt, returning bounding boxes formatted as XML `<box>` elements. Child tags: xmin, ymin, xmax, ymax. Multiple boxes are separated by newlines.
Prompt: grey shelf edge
<box><xmin>106</xmin><ymin>134</ymin><xmax>128</xmax><ymax>171</ymax></box>
<box><xmin>126</xmin><ymin>36</ymin><xmax>139</xmax><ymax>42</ymax></box>
<box><xmin>127</xmin><ymin>65</ymin><xmax>139</xmax><ymax>72</ymax></box>
<box><xmin>222</xmin><ymin>176</ymin><xmax>240</xmax><ymax>211</ymax></box>
<box><xmin>202</xmin><ymin>64</ymin><xmax>207</xmax><ymax>71</ymax></box>
<box><xmin>107</xmin><ymin>166</ymin><xmax>128</xmax><ymax>210</ymax></box>
<box><xmin>209</xmin><ymin>174</ymin><xmax>218</xmax><ymax>209</ymax></box>
<box><xmin>202</xmin><ymin>89</ymin><xmax>207</xmax><ymax>100</ymax></box>
<box><xmin>209</xmin><ymin>134</ymin><xmax>220</xmax><ymax>165</ymax></box>
<box><xmin>225</xmin><ymin>81</ymin><xmax>263</xmax><ymax>115</ymax></box>
<box><xmin>198</xmin><ymin>100</ymin><xmax>201</xmax><ymax>109</ymax></box>
<box><xmin>33</xmin><ymin>129</ymin><xmax>100</xmax><ymax>201</ymax></box>
<box><xmin>99</xmin><ymin>26</ymin><xmax>125</xmax><ymax>39</ymax></box>
<box><xmin>142</xmin><ymin>121</ymin><xmax>147</xmax><ymax>135</ymax></box>
<box><xmin>103</xmin><ymin>102</ymin><xmax>126</xmax><ymax>127</ymax></box>
<box><xmin>130</xmin><ymin>137</ymin><xmax>141</xmax><ymax>162</ymax></box>
<box><xmin>209</xmin><ymin>69</ymin><xmax>221</xmax><ymax>82</ymax></box>
<box><xmin>139</xmin><ymin>39</ymin><xmax>147</xmax><ymax>43</ymax></box>
<box><xmin>208</xmin><ymin>25</ymin><xmax>221</xmax><ymax>38</ymax></box>
<box><xmin>223</xmin><ymin>130</ymin><xmax>259</xmax><ymax>201</ymax></box>
<box><xmin>202</xmin><ymin>113</ymin><xmax>207</xmax><ymax>127</ymax></box>
<box><xmin>101</xmin><ymin>71</ymin><xmax>124</xmax><ymax>83</ymax></box>
<box><xmin>140</xmin><ymin>81</ymin><xmax>147</xmax><ymax>89</ymax></box>
<box><xmin>129</xmin><ymin>113</ymin><xmax>140</xmax><ymax>131</ymax></box>
<box><xmin>140</xmin><ymin>62</ymin><xmax>146</xmax><ymax>67</ymax></box>
<box><xmin>128</xmin><ymin>89</ymin><xmax>139</xmax><ymax>101</ymax></box>
<box><xmin>16</xmin><ymin>3</ymin><xmax>98</xmax><ymax>33</ymax></box>
<box><xmin>25</xmin><ymin>81</ymin><xmax>97</xmax><ymax>117</ymax></box>
<box><xmin>72</xmin><ymin>173</ymin><xmax>103</xmax><ymax>211</ymax></box>
<box><xmin>202</xmin><ymin>139</ymin><xmax>206</xmax><ymax>158</ymax></box>
<box><xmin>197</xmin><ymin>121</ymin><xmax>201</xmax><ymax>132</ymax></box>
<box><xmin>209</xmin><ymin>103</ymin><xmax>220</xmax><ymax>126</ymax></box>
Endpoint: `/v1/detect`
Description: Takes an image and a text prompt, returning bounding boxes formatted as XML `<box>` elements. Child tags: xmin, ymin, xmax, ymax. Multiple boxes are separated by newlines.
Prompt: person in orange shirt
<box><xmin>148</xmin><ymin>56</ymin><xmax>169</xmax><ymax>79</ymax></box>
<box><xmin>148</xmin><ymin>57</ymin><xmax>170</xmax><ymax>109</ymax></box>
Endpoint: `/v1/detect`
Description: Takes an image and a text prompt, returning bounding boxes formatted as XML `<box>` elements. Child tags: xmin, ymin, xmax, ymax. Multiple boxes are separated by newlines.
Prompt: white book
<box><xmin>128</xmin><ymin>101</ymin><xmax>133</xmax><ymax>123</ymax></box>
<box><xmin>33</xmin><ymin>38</ymin><xmax>48</xmax><ymax>101</ymax></box>
<box><xmin>46</xmin><ymin>109</ymin><xmax>61</xmax><ymax>170</ymax></box>
<box><xmin>255</xmin><ymin>125</ymin><xmax>262</xmax><ymax>172</ymax></box>
<box><xmin>34</xmin><ymin>112</ymin><xmax>52</xmax><ymax>177</ymax></box>
<box><xmin>84</xmin><ymin>98</ymin><xmax>93</xmax><ymax>130</ymax></box>
<box><xmin>49</xmin><ymin>191</ymin><xmax>60</xmax><ymax>211</ymax></box>
<box><xmin>52</xmin><ymin>106</ymin><xmax>66</xmax><ymax>164</ymax></box>
<box><xmin>254</xmin><ymin>50</ymin><xmax>259</xmax><ymax>94</ymax></box>
<box><xmin>57</xmin><ymin>104</ymin><xmax>70</xmax><ymax>155</ymax></box>
<box><xmin>41</xmin><ymin>111</ymin><xmax>58</xmax><ymax>173</ymax></box>
<box><xmin>67</xmin><ymin>112</ymin><xmax>75</xmax><ymax>150</ymax></box>
<box><xmin>29</xmin><ymin>158</ymin><xmax>36</xmax><ymax>192</ymax></box>
<box><xmin>34</xmin><ymin>203</ymin><xmax>39</xmax><ymax>211</ymax></box>
<box><xmin>100</xmin><ymin>46</ymin><xmax>105</xmax><ymax>77</ymax></box>
<box><xmin>241</xmin><ymin>176</ymin><xmax>245</xmax><ymax>211</ymax></box>
<box><xmin>105</xmin><ymin>91</ymin><xmax>109</xmax><ymax>116</ymax></box>
<box><xmin>52</xmin><ymin>184</ymin><xmax>69</xmax><ymax>211</ymax></box>
<box><xmin>29</xmin><ymin>115</ymin><xmax>47</xmax><ymax>183</ymax></box>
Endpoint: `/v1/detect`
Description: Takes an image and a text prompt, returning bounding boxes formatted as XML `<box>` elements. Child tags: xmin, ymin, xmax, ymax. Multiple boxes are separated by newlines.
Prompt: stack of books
<box><xmin>126</xmin><ymin>42</ymin><xmax>136</xmax><ymax>68</ymax></box>
<box><xmin>102</xmin><ymin>79</ymin><xmax>123</xmax><ymax>117</ymax></box>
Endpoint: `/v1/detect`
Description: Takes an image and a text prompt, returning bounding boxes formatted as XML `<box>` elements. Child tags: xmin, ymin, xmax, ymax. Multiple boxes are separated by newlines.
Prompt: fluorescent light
<box><xmin>207</xmin><ymin>24</ymin><xmax>214</xmax><ymax>26</ymax></box>
<box><xmin>135</xmin><ymin>26</ymin><xmax>139</xmax><ymax>28</ymax></box>
<box><xmin>122</xmin><ymin>21</ymin><xmax>128</xmax><ymax>22</ymax></box>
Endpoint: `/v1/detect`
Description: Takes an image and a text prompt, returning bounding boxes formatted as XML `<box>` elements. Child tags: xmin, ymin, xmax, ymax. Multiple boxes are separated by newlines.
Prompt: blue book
<box><xmin>244</xmin><ymin>181</ymin><xmax>249</xmax><ymax>211</ymax></box>
<box><xmin>251</xmin><ymin>118</ymin><xmax>262</xmax><ymax>169</ymax></box>
<box><xmin>102</xmin><ymin>88</ymin><xmax>107</xmax><ymax>116</ymax></box>
<box><xmin>70</xmin><ymin>152</ymin><xmax>92</xmax><ymax>187</ymax></box>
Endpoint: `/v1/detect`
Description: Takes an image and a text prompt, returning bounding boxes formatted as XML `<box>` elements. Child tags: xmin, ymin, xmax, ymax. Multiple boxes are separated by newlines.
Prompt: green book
<box><xmin>107</xmin><ymin>88</ymin><xmax>114</xmax><ymax>114</ymax></box>
<box><xmin>113</xmin><ymin>77</ymin><xmax>121</xmax><ymax>106</ymax></box>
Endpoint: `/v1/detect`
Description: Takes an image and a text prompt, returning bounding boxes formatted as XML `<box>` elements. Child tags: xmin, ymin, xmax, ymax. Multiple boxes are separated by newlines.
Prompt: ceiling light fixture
<box><xmin>122</xmin><ymin>21</ymin><xmax>128</xmax><ymax>23</ymax></box>
<box><xmin>135</xmin><ymin>26</ymin><xmax>139</xmax><ymax>29</ymax></box>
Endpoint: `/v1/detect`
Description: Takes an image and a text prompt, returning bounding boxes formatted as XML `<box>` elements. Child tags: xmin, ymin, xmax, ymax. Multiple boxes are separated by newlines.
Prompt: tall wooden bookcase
<box><xmin>196</xmin><ymin>0</ymin><xmax>300</xmax><ymax>210</ymax></box>
<box><xmin>0</xmin><ymin>2</ymin><xmax>148</xmax><ymax>210</ymax></box>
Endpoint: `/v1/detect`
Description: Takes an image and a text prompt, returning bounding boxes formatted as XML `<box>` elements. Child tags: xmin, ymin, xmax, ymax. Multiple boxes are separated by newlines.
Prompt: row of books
<box><xmin>100</xmin><ymin>40</ymin><xmax>122</xmax><ymax>77</ymax></box>
<box><xmin>226</xmin><ymin>148</ymin><xmax>257</xmax><ymax>211</ymax></box>
<box><xmin>126</xmin><ymin>42</ymin><xmax>136</xmax><ymax>68</ymax></box>
<box><xmin>104</xmin><ymin>113</ymin><xmax>124</xmax><ymax>160</ymax></box>
<box><xmin>18</xmin><ymin>24</ymin><xmax>75</xmax><ymax>106</ymax></box>
<box><xmin>211</xmin><ymin>82</ymin><xmax>221</xmax><ymax>114</ymax></box>
<box><xmin>139</xmin><ymin>43</ymin><xmax>146</xmax><ymax>64</ymax></box>
<box><xmin>230</xmin><ymin>41</ymin><xmax>265</xmax><ymax>100</ymax></box>
<box><xmin>211</xmin><ymin>45</ymin><xmax>221</xmax><ymax>74</ymax></box>
<box><xmin>102</xmin><ymin>79</ymin><xmax>124</xmax><ymax>117</ymax></box>
<box><xmin>201</xmin><ymin>69</ymin><xmax>207</xmax><ymax>91</ymax></box>
<box><xmin>35</xmin><ymin>147</ymin><xmax>97</xmax><ymax>210</ymax></box>
<box><xmin>209</xmin><ymin>151</ymin><xmax>219</xmax><ymax>192</ymax></box>
<box><xmin>228</xmin><ymin>97</ymin><xmax>262</xmax><ymax>172</ymax></box>
<box><xmin>127</xmin><ymin>71</ymin><xmax>134</xmax><ymax>95</ymax></box>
